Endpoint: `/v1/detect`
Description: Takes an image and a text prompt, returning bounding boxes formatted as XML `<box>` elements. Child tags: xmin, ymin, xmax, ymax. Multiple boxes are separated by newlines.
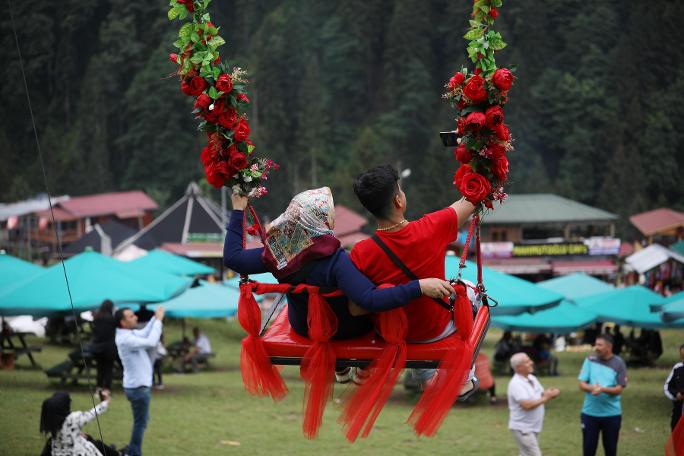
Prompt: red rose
<box><xmin>492</xmin><ymin>155</ymin><xmax>509</xmax><ymax>182</ymax></box>
<box><xmin>194</xmin><ymin>93</ymin><xmax>211</xmax><ymax>111</ymax></box>
<box><xmin>490</xmin><ymin>143</ymin><xmax>507</xmax><ymax>159</ymax></box>
<box><xmin>454</xmin><ymin>145</ymin><xmax>472</xmax><ymax>164</ymax></box>
<box><xmin>448</xmin><ymin>72</ymin><xmax>465</xmax><ymax>91</ymax></box>
<box><xmin>205</xmin><ymin>160</ymin><xmax>231</xmax><ymax>189</ymax></box>
<box><xmin>181</xmin><ymin>76</ymin><xmax>206</xmax><ymax>96</ymax></box>
<box><xmin>213</xmin><ymin>56</ymin><xmax>221</xmax><ymax>65</ymax></box>
<box><xmin>492</xmin><ymin>68</ymin><xmax>514</xmax><ymax>91</ymax></box>
<box><xmin>218</xmin><ymin>107</ymin><xmax>238</xmax><ymax>129</ymax></box>
<box><xmin>237</xmin><ymin>93</ymin><xmax>250</xmax><ymax>104</ymax></box>
<box><xmin>204</xmin><ymin>99</ymin><xmax>224</xmax><ymax>123</ymax></box>
<box><xmin>485</xmin><ymin>105</ymin><xmax>504</xmax><ymax>129</ymax></box>
<box><xmin>489</xmin><ymin>7</ymin><xmax>498</xmax><ymax>19</ymax></box>
<box><xmin>453</xmin><ymin>164</ymin><xmax>474</xmax><ymax>187</ymax></box>
<box><xmin>463</xmin><ymin>75</ymin><xmax>487</xmax><ymax>103</ymax></box>
<box><xmin>216</xmin><ymin>74</ymin><xmax>233</xmax><ymax>94</ymax></box>
<box><xmin>458</xmin><ymin>172</ymin><xmax>492</xmax><ymax>204</ymax></box>
<box><xmin>494</xmin><ymin>123</ymin><xmax>510</xmax><ymax>141</ymax></box>
<box><xmin>229</xmin><ymin>150</ymin><xmax>248</xmax><ymax>170</ymax></box>
<box><xmin>233</xmin><ymin>118</ymin><xmax>250</xmax><ymax>142</ymax></box>
<box><xmin>169</xmin><ymin>53</ymin><xmax>178</xmax><ymax>64</ymax></box>
<box><xmin>465</xmin><ymin>112</ymin><xmax>486</xmax><ymax>131</ymax></box>
<box><xmin>177</xmin><ymin>0</ymin><xmax>194</xmax><ymax>13</ymax></box>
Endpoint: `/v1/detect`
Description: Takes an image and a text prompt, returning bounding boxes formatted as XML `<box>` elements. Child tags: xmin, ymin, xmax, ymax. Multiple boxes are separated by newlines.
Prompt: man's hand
<box><xmin>677</xmin><ymin>392</ymin><xmax>684</xmax><ymax>401</ymax></box>
<box><xmin>155</xmin><ymin>306</ymin><xmax>165</xmax><ymax>322</ymax></box>
<box><xmin>231</xmin><ymin>193</ymin><xmax>249</xmax><ymax>210</ymax></box>
<box><xmin>591</xmin><ymin>384</ymin><xmax>602</xmax><ymax>396</ymax></box>
<box><xmin>545</xmin><ymin>387</ymin><xmax>560</xmax><ymax>399</ymax></box>
<box><xmin>419</xmin><ymin>278</ymin><xmax>455</xmax><ymax>299</ymax></box>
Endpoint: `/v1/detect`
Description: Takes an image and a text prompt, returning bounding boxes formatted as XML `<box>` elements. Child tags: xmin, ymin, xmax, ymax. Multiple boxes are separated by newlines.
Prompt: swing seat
<box><xmin>262</xmin><ymin>305</ymin><xmax>490</xmax><ymax>369</ymax></box>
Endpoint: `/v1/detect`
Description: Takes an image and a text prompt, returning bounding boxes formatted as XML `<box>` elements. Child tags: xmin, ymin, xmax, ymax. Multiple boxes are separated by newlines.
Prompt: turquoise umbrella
<box><xmin>650</xmin><ymin>291</ymin><xmax>684</xmax><ymax>313</ymax></box>
<box><xmin>445</xmin><ymin>257</ymin><xmax>563</xmax><ymax>315</ymax></box>
<box><xmin>0</xmin><ymin>253</ymin><xmax>43</xmax><ymax>290</ymax></box>
<box><xmin>492</xmin><ymin>300</ymin><xmax>597</xmax><ymax>333</ymax></box>
<box><xmin>153</xmin><ymin>281</ymin><xmax>240</xmax><ymax>318</ymax></box>
<box><xmin>129</xmin><ymin>249</ymin><xmax>215</xmax><ymax>276</ymax></box>
<box><xmin>0</xmin><ymin>251</ymin><xmax>191</xmax><ymax>316</ymax></box>
<box><xmin>575</xmin><ymin>285</ymin><xmax>680</xmax><ymax>328</ymax></box>
<box><xmin>537</xmin><ymin>273</ymin><xmax>614</xmax><ymax>300</ymax></box>
<box><xmin>660</xmin><ymin>294</ymin><xmax>684</xmax><ymax>323</ymax></box>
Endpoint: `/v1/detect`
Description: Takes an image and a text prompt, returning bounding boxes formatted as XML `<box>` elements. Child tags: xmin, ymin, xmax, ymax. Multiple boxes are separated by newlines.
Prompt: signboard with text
<box><xmin>481</xmin><ymin>237</ymin><xmax>621</xmax><ymax>259</ymax></box>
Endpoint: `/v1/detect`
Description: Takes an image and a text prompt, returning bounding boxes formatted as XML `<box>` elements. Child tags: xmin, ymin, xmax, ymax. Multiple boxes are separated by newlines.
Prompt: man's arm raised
<box><xmin>450</xmin><ymin>197</ymin><xmax>475</xmax><ymax>229</ymax></box>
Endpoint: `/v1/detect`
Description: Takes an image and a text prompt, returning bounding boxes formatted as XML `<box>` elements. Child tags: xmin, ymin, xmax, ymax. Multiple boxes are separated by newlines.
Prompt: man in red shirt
<box><xmin>351</xmin><ymin>164</ymin><xmax>475</xmax><ymax>343</ymax></box>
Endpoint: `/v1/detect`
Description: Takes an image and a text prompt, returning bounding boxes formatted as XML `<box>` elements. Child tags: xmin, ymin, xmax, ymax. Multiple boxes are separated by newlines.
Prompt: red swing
<box><xmin>236</xmin><ymin>206</ymin><xmax>493</xmax><ymax>440</ymax></box>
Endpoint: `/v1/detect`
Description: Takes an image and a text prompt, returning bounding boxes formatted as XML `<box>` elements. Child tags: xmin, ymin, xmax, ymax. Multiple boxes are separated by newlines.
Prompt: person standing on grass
<box><xmin>664</xmin><ymin>343</ymin><xmax>684</xmax><ymax>430</ymax></box>
<box><xmin>91</xmin><ymin>299</ymin><xmax>117</xmax><ymax>393</ymax></box>
<box><xmin>578</xmin><ymin>334</ymin><xmax>627</xmax><ymax>456</ymax></box>
<box><xmin>507</xmin><ymin>352</ymin><xmax>560</xmax><ymax>456</ymax></box>
<box><xmin>115</xmin><ymin>306</ymin><xmax>164</xmax><ymax>456</ymax></box>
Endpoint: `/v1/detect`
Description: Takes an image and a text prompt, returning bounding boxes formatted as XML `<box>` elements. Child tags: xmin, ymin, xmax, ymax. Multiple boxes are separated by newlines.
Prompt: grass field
<box><xmin>0</xmin><ymin>318</ymin><xmax>680</xmax><ymax>455</ymax></box>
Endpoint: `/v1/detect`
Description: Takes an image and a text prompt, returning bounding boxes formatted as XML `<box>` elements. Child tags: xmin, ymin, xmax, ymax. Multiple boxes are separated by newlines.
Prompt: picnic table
<box><xmin>44</xmin><ymin>348</ymin><xmax>122</xmax><ymax>386</ymax></box>
<box><xmin>0</xmin><ymin>330</ymin><xmax>42</xmax><ymax>368</ymax></box>
<box><xmin>167</xmin><ymin>340</ymin><xmax>215</xmax><ymax>372</ymax></box>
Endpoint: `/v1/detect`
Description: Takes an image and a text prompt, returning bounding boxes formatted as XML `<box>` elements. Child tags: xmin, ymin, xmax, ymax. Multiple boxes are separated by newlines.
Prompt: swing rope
<box><xmin>8</xmin><ymin>0</ymin><xmax>106</xmax><ymax>444</ymax></box>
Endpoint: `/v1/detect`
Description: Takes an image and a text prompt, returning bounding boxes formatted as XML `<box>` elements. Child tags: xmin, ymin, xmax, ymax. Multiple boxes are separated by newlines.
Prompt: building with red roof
<box><xmin>629</xmin><ymin>208</ymin><xmax>684</xmax><ymax>240</ymax></box>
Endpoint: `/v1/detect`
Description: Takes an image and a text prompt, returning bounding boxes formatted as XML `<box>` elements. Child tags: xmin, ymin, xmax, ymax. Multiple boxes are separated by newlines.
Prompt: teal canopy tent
<box><xmin>492</xmin><ymin>300</ymin><xmax>597</xmax><ymax>333</ymax></box>
<box><xmin>445</xmin><ymin>257</ymin><xmax>563</xmax><ymax>315</ymax></box>
<box><xmin>0</xmin><ymin>253</ymin><xmax>43</xmax><ymax>290</ymax></box>
<box><xmin>154</xmin><ymin>281</ymin><xmax>240</xmax><ymax>318</ymax></box>
<box><xmin>660</xmin><ymin>294</ymin><xmax>684</xmax><ymax>323</ymax></box>
<box><xmin>536</xmin><ymin>273</ymin><xmax>614</xmax><ymax>300</ymax></box>
<box><xmin>575</xmin><ymin>285</ymin><xmax>680</xmax><ymax>328</ymax></box>
<box><xmin>0</xmin><ymin>251</ymin><xmax>191</xmax><ymax>316</ymax></box>
<box><xmin>129</xmin><ymin>249</ymin><xmax>215</xmax><ymax>276</ymax></box>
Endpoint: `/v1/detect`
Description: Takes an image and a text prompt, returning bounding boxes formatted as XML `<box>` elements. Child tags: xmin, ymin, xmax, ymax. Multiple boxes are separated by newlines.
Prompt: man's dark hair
<box><xmin>597</xmin><ymin>333</ymin><xmax>614</xmax><ymax>345</ymax></box>
<box><xmin>114</xmin><ymin>307</ymin><xmax>130</xmax><ymax>328</ymax></box>
<box><xmin>353</xmin><ymin>164</ymin><xmax>400</xmax><ymax>219</ymax></box>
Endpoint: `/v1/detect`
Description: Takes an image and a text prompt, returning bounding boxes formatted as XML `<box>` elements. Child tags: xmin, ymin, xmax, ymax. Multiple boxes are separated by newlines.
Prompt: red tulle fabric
<box><xmin>300</xmin><ymin>289</ymin><xmax>338</xmax><ymax>438</ymax></box>
<box><xmin>666</xmin><ymin>412</ymin><xmax>684</xmax><ymax>456</ymax></box>
<box><xmin>453</xmin><ymin>282</ymin><xmax>474</xmax><ymax>343</ymax></box>
<box><xmin>238</xmin><ymin>282</ymin><xmax>288</xmax><ymax>400</ymax></box>
<box><xmin>340</xmin><ymin>307</ymin><xmax>408</xmax><ymax>442</ymax></box>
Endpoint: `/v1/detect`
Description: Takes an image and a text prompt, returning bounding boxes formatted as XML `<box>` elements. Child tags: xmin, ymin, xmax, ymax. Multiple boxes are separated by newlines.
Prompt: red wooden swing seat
<box><xmin>263</xmin><ymin>303</ymin><xmax>491</xmax><ymax>369</ymax></box>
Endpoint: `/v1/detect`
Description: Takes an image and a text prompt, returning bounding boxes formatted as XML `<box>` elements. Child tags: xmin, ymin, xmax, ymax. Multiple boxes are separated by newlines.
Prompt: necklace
<box><xmin>376</xmin><ymin>219</ymin><xmax>408</xmax><ymax>231</ymax></box>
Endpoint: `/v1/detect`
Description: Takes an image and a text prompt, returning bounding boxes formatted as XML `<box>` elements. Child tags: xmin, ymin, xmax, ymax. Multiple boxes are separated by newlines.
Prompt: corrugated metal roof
<box><xmin>482</xmin><ymin>194</ymin><xmax>617</xmax><ymax>224</ymax></box>
<box><xmin>0</xmin><ymin>195</ymin><xmax>70</xmax><ymax>221</ymax></box>
<box><xmin>629</xmin><ymin>208</ymin><xmax>684</xmax><ymax>236</ymax></box>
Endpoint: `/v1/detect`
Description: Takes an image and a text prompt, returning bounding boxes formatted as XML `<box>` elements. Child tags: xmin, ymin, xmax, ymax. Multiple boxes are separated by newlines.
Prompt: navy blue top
<box><xmin>224</xmin><ymin>210</ymin><xmax>421</xmax><ymax>338</ymax></box>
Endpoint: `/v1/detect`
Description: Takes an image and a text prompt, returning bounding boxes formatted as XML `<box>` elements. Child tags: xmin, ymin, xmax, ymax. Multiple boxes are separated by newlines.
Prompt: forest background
<box><xmin>2</xmin><ymin>0</ymin><xmax>683</xmax><ymax>236</ymax></box>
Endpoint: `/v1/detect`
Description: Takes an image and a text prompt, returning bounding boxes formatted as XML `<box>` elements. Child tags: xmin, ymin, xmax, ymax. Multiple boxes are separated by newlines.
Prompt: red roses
<box><xmin>454</xmin><ymin>144</ymin><xmax>472</xmax><ymax>164</ymax></box>
<box><xmin>215</xmin><ymin>73</ymin><xmax>233</xmax><ymax>93</ymax></box>
<box><xmin>233</xmin><ymin>118</ymin><xmax>250</xmax><ymax>142</ymax></box>
<box><xmin>485</xmin><ymin>105</ymin><xmax>504</xmax><ymax>129</ymax></box>
<box><xmin>453</xmin><ymin>164</ymin><xmax>491</xmax><ymax>204</ymax></box>
<box><xmin>465</xmin><ymin>112</ymin><xmax>486</xmax><ymax>131</ymax></box>
<box><xmin>492</xmin><ymin>68</ymin><xmax>513</xmax><ymax>91</ymax></box>
<box><xmin>448</xmin><ymin>72</ymin><xmax>465</xmax><ymax>91</ymax></box>
<box><xmin>181</xmin><ymin>76</ymin><xmax>207</xmax><ymax>96</ymax></box>
<box><xmin>463</xmin><ymin>75</ymin><xmax>487</xmax><ymax>103</ymax></box>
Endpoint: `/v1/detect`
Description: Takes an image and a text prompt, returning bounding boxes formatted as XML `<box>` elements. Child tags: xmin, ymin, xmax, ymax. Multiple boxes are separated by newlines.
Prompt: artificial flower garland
<box><xmin>445</xmin><ymin>0</ymin><xmax>515</xmax><ymax>210</ymax></box>
<box><xmin>168</xmin><ymin>0</ymin><xmax>276</xmax><ymax>197</ymax></box>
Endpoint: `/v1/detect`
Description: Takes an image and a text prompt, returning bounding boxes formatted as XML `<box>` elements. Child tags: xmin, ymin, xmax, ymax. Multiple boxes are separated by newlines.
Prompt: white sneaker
<box><xmin>335</xmin><ymin>367</ymin><xmax>354</xmax><ymax>384</ymax></box>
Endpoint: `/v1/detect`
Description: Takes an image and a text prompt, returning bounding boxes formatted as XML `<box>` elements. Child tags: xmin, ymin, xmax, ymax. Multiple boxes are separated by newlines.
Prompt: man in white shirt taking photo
<box><xmin>507</xmin><ymin>352</ymin><xmax>560</xmax><ymax>456</ymax></box>
<box><xmin>115</xmin><ymin>305</ymin><xmax>165</xmax><ymax>456</ymax></box>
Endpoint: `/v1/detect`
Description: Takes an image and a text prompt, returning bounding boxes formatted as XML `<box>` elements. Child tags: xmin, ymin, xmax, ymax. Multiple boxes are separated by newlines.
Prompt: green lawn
<box><xmin>0</xmin><ymin>319</ymin><xmax>679</xmax><ymax>455</ymax></box>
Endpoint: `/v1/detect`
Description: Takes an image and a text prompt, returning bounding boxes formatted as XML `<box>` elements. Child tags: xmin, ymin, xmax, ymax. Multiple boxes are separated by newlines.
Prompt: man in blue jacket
<box><xmin>115</xmin><ymin>305</ymin><xmax>164</xmax><ymax>456</ymax></box>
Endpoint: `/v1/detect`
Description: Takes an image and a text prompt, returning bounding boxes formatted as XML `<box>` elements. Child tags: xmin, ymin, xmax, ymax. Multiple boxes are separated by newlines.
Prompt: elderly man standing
<box><xmin>115</xmin><ymin>305</ymin><xmax>165</xmax><ymax>456</ymax></box>
<box><xmin>507</xmin><ymin>352</ymin><xmax>560</xmax><ymax>456</ymax></box>
<box><xmin>578</xmin><ymin>334</ymin><xmax>627</xmax><ymax>456</ymax></box>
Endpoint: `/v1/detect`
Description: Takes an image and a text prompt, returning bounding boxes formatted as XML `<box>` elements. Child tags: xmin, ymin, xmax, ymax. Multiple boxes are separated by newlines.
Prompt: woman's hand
<box><xmin>231</xmin><ymin>193</ymin><xmax>249</xmax><ymax>210</ymax></box>
<box><xmin>419</xmin><ymin>278</ymin><xmax>455</xmax><ymax>299</ymax></box>
<box><xmin>100</xmin><ymin>389</ymin><xmax>111</xmax><ymax>403</ymax></box>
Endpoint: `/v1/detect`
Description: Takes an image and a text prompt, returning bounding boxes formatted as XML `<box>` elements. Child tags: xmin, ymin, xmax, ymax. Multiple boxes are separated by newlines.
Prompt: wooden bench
<box><xmin>45</xmin><ymin>349</ymin><xmax>122</xmax><ymax>386</ymax></box>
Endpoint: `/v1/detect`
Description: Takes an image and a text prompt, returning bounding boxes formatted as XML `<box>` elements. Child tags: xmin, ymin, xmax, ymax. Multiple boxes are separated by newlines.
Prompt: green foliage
<box><xmin>2</xmin><ymin>0</ymin><xmax>683</xmax><ymax>232</ymax></box>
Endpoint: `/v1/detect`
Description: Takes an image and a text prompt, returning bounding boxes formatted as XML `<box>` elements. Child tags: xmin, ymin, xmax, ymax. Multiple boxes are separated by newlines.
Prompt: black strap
<box><xmin>371</xmin><ymin>234</ymin><xmax>453</xmax><ymax>312</ymax></box>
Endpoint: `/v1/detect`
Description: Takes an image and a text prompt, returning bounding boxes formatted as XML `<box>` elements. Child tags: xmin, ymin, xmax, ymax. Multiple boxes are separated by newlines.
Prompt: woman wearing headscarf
<box><xmin>40</xmin><ymin>391</ymin><xmax>120</xmax><ymax>456</ymax></box>
<box><xmin>91</xmin><ymin>299</ymin><xmax>117</xmax><ymax>392</ymax></box>
<box><xmin>224</xmin><ymin>187</ymin><xmax>454</xmax><ymax>341</ymax></box>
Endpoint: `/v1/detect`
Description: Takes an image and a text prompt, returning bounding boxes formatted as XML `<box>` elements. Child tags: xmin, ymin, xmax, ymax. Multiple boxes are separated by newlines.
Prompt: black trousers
<box><xmin>672</xmin><ymin>400</ymin><xmax>683</xmax><ymax>431</ymax></box>
<box><xmin>94</xmin><ymin>350</ymin><xmax>115</xmax><ymax>390</ymax></box>
<box><xmin>581</xmin><ymin>413</ymin><xmax>621</xmax><ymax>456</ymax></box>
<box><xmin>153</xmin><ymin>358</ymin><xmax>163</xmax><ymax>385</ymax></box>
<box><xmin>86</xmin><ymin>434</ymin><xmax>121</xmax><ymax>455</ymax></box>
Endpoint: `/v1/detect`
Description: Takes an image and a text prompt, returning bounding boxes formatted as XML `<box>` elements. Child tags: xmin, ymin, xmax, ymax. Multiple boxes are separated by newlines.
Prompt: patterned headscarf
<box><xmin>262</xmin><ymin>187</ymin><xmax>340</xmax><ymax>279</ymax></box>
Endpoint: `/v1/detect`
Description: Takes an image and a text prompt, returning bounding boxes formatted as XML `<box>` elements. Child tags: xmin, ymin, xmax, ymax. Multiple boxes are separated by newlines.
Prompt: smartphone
<box><xmin>440</xmin><ymin>131</ymin><xmax>460</xmax><ymax>147</ymax></box>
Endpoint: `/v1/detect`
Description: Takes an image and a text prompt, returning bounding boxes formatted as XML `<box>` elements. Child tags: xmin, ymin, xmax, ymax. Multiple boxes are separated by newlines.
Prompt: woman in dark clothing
<box><xmin>91</xmin><ymin>300</ymin><xmax>117</xmax><ymax>391</ymax></box>
<box><xmin>224</xmin><ymin>187</ymin><xmax>454</xmax><ymax>340</ymax></box>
